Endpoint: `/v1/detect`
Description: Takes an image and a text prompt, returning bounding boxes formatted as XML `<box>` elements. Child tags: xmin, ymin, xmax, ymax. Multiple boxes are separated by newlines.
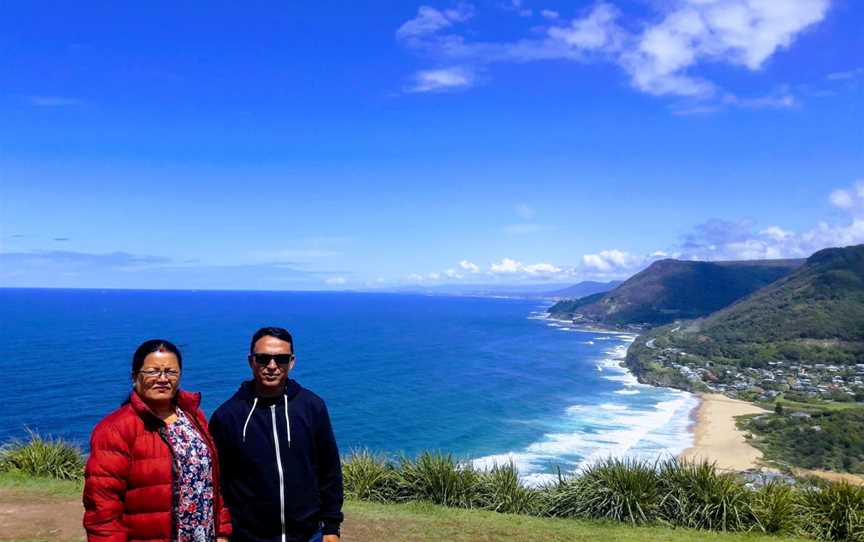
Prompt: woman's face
<box><xmin>133</xmin><ymin>350</ymin><xmax>181</xmax><ymax>406</ymax></box>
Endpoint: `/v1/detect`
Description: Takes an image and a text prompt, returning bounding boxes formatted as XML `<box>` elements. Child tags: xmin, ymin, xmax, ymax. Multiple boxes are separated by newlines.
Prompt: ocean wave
<box><xmin>472</xmin><ymin>451</ymin><xmax>542</xmax><ymax>474</ymax></box>
<box><xmin>481</xmin><ymin>310</ymin><xmax>695</xmax><ymax>485</ymax></box>
<box><xmin>473</xmin><ymin>391</ymin><xmax>698</xmax><ymax>485</ymax></box>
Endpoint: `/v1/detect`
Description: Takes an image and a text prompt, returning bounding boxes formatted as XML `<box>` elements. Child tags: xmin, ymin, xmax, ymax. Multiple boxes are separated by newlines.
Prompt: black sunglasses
<box><xmin>251</xmin><ymin>353</ymin><xmax>295</xmax><ymax>365</ymax></box>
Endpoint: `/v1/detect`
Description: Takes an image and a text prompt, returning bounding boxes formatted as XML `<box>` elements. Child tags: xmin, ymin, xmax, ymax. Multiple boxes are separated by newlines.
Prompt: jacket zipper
<box><xmin>270</xmin><ymin>405</ymin><xmax>287</xmax><ymax>542</ymax></box>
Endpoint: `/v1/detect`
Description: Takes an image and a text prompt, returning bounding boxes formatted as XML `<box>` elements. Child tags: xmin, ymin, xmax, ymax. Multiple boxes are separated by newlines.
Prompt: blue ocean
<box><xmin>0</xmin><ymin>289</ymin><xmax>696</xmax><ymax>484</ymax></box>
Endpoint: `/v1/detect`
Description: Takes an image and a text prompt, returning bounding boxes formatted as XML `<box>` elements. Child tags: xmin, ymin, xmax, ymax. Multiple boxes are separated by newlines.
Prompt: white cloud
<box><xmin>409</xmin><ymin>67</ymin><xmax>474</xmax><ymax>92</ymax></box>
<box><xmin>397</xmin><ymin>0</ymin><xmax>831</xmax><ymax>103</ymax></box>
<box><xmin>490</xmin><ymin>258</ymin><xmax>564</xmax><ymax>275</ymax></box>
<box><xmin>828</xmin><ymin>180</ymin><xmax>864</xmax><ymax>212</ymax></box>
<box><xmin>723</xmin><ymin>92</ymin><xmax>798</xmax><ymax>109</ymax></box>
<box><xmin>581</xmin><ymin>249</ymin><xmax>641</xmax><ymax>272</ymax></box>
<box><xmin>523</xmin><ymin>262</ymin><xmax>562</xmax><ymax>274</ymax></box>
<box><xmin>490</xmin><ymin>257</ymin><xmax>523</xmax><ymax>273</ymax></box>
<box><xmin>679</xmin><ymin>182</ymin><xmax>864</xmax><ymax>260</ymax></box>
<box><xmin>830</xmin><ymin>189</ymin><xmax>854</xmax><ymax>209</ymax></box>
<box><xmin>541</xmin><ymin>9</ymin><xmax>560</xmax><ymax>20</ymax></box>
<box><xmin>623</xmin><ymin>0</ymin><xmax>829</xmax><ymax>97</ymax></box>
<box><xmin>445</xmin><ymin>268</ymin><xmax>464</xmax><ymax>279</ymax></box>
<box><xmin>827</xmin><ymin>68</ymin><xmax>864</xmax><ymax>81</ymax></box>
<box><xmin>547</xmin><ymin>3</ymin><xmax>623</xmax><ymax>51</ymax></box>
<box><xmin>760</xmin><ymin>226</ymin><xmax>793</xmax><ymax>241</ymax></box>
<box><xmin>405</xmin><ymin>271</ymin><xmax>446</xmax><ymax>283</ymax></box>
<box><xmin>397</xmin><ymin>5</ymin><xmax>474</xmax><ymax>41</ymax></box>
<box><xmin>459</xmin><ymin>260</ymin><xmax>481</xmax><ymax>273</ymax></box>
<box><xmin>325</xmin><ymin>276</ymin><xmax>347</xmax><ymax>285</ymax></box>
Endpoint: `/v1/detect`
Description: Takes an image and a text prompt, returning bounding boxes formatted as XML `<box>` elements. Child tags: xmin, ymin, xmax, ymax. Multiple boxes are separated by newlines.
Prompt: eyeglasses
<box><xmin>138</xmin><ymin>368</ymin><xmax>181</xmax><ymax>380</ymax></box>
<box><xmin>251</xmin><ymin>353</ymin><xmax>295</xmax><ymax>365</ymax></box>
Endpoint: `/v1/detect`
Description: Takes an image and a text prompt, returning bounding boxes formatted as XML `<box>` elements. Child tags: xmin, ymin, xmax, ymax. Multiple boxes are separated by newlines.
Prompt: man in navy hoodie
<box><xmin>210</xmin><ymin>327</ymin><xmax>343</xmax><ymax>542</ymax></box>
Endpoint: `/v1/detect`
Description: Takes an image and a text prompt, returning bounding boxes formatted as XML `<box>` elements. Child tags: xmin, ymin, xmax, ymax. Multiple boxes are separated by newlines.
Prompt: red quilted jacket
<box><xmin>83</xmin><ymin>390</ymin><xmax>232</xmax><ymax>542</ymax></box>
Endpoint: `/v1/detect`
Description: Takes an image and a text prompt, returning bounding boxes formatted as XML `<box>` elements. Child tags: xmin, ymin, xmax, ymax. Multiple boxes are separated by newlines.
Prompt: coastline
<box><xmin>679</xmin><ymin>393</ymin><xmax>771</xmax><ymax>472</ymax></box>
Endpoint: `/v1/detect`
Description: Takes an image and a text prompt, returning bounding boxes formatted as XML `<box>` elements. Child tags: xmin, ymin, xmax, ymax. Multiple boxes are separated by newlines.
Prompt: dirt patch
<box><xmin>0</xmin><ymin>490</ymin><xmax>84</xmax><ymax>541</ymax></box>
<box><xmin>0</xmin><ymin>490</ymin><xmax>426</xmax><ymax>542</ymax></box>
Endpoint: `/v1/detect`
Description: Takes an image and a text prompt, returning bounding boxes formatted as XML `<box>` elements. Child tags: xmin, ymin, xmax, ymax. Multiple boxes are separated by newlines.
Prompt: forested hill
<box><xmin>698</xmin><ymin>244</ymin><xmax>864</xmax><ymax>344</ymax></box>
<box><xmin>548</xmin><ymin>257</ymin><xmax>803</xmax><ymax>327</ymax></box>
<box><xmin>627</xmin><ymin>244</ymin><xmax>864</xmax><ymax>394</ymax></box>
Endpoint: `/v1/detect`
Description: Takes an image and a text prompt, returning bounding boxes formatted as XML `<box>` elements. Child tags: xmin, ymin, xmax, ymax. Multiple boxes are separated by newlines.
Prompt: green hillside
<box><xmin>548</xmin><ymin>258</ymin><xmax>802</xmax><ymax>327</ymax></box>
<box><xmin>644</xmin><ymin>245</ymin><xmax>864</xmax><ymax>367</ymax></box>
<box><xmin>701</xmin><ymin>245</ymin><xmax>864</xmax><ymax>343</ymax></box>
<box><xmin>625</xmin><ymin>245</ymin><xmax>864</xmax><ymax>475</ymax></box>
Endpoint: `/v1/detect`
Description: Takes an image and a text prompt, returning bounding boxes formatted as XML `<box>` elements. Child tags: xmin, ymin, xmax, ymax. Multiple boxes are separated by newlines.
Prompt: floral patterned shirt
<box><xmin>161</xmin><ymin>408</ymin><xmax>215</xmax><ymax>542</ymax></box>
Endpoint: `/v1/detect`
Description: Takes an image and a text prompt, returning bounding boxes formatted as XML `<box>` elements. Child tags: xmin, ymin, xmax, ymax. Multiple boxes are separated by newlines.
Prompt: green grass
<box><xmin>0</xmin><ymin>430</ymin><xmax>85</xmax><ymax>481</ymax></box>
<box><xmin>344</xmin><ymin>500</ymin><xmax>812</xmax><ymax>542</ymax></box>
<box><xmin>0</xmin><ymin>470</ymin><xmax>83</xmax><ymax>497</ymax></box>
<box><xmin>765</xmin><ymin>397</ymin><xmax>864</xmax><ymax>414</ymax></box>
<box><xmin>3</xmin><ymin>433</ymin><xmax>864</xmax><ymax>541</ymax></box>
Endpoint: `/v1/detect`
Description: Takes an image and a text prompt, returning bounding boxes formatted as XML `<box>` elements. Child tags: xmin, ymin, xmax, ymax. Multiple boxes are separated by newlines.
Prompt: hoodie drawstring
<box><xmin>283</xmin><ymin>394</ymin><xmax>291</xmax><ymax>448</ymax></box>
<box><xmin>242</xmin><ymin>393</ymin><xmax>291</xmax><ymax>446</ymax></box>
<box><xmin>242</xmin><ymin>397</ymin><xmax>258</xmax><ymax>442</ymax></box>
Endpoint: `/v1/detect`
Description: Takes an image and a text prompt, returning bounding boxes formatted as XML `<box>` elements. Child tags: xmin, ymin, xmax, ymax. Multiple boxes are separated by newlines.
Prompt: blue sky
<box><xmin>1</xmin><ymin>0</ymin><xmax>862</xmax><ymax>290</ymax></box>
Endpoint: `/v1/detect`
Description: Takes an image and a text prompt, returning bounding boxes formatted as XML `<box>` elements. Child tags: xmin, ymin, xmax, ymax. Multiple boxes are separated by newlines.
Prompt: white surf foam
<box><xmin>473</xmin><ymin>313</ymin><xmax>696</xmax><ymax>485</ymax></box>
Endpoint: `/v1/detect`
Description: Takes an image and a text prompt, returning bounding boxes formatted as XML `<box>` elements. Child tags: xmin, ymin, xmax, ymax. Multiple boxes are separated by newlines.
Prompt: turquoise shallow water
<box><xmin>0</xmin><ymin>288</ymin><xmax>696</xmax><ymax>481</ymax></box>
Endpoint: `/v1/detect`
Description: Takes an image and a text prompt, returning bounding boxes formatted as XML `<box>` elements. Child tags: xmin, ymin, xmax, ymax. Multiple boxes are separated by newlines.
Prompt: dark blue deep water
<box><xmin>0</xmin><ymin>289</ymin><xmax>696</xmax><ymax>482</ymax></box>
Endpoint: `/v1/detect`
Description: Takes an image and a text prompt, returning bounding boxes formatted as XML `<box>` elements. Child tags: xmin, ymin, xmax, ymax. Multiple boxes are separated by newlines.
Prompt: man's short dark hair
<box><xmin>250</xmin><ymin>326</ymin><xmax>294</xmax><ymax>353</ymax></box>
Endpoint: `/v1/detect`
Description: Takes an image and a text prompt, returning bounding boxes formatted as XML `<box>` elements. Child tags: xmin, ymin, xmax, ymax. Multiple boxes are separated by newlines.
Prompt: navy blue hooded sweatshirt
<box><xmin>209</xmin><ymin>379</ymin><xmax>343</xmax><ymax>542</ymax></box>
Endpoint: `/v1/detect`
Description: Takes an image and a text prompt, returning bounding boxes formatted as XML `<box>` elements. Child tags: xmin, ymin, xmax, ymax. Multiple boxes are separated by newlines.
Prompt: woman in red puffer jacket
<box><xmin>83</xmin><ymin>339</ymin><xmax>231</xmax><ymax>542</ymax></box>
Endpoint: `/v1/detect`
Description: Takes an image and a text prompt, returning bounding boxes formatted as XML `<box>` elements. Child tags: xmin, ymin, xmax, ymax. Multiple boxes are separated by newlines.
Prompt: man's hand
<box><xmin>217</xmin><ymin>538</ymin><xmax>229</xmax><ymax>542</ymax></box>
<box><xmin>323</xmin><ymin>535</ymin><xmax>340</xmax><ymax>542</ymax></box>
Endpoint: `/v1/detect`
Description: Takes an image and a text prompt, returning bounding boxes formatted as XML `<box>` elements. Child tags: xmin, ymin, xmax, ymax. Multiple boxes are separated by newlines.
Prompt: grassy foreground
<box><xmin>4</xmin><ymin>436</ymin><xmax>864</xmax><ymax>541</ymax></box>
<box><xmin>345</xmin><ymin>500</ymin><xmax>811</xmax><ymax>542</ymax></box>
<box><xmin>0</xmin><ymin>473</ymin><xmax>811</xmax><ymax>542</ymax></box>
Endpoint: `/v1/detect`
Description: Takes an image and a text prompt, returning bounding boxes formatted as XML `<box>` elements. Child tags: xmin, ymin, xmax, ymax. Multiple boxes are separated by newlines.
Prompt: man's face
<box><xmin>248</xmin><ymin>335</ymin><xmax>294</xmax><ymax>395</ymax></box>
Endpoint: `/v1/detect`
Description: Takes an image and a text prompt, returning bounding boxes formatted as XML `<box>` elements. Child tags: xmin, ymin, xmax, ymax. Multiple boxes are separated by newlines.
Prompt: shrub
<box><xmin>0</xmin><ymin>430</ymin><xmax>85</xmax><ymax>481</ymax></box>
<box><xmin>658</xmin><ymin>458</ymin><xmax>754</xmax><ymax>531</ymax></box>
<box><xmin>394</xmin><ymin>451</ymin><xmax>481</xmax><ymax>508</ymax></box>
<box><xmin>750</xmin><ymin>478</ymin><xmax>800</xmax><ymax>534</ymax></box>
<box><xmin>342</xmin><ymin>449</ymin><xmax>398</xmax><ymax>502</ymax></box>
<box><xmin>799</xmin><ymin>481</ymin><xmax>864</xmax><ymax>542</ymax></box>
<box><xmin>547</xmin><ymin>458</ymin><xmax>662</xmax><ymax>525</ymax></box>
<box><xmin>475</xmin><ymin>461</ymin><xmax>541</xmax><ymax>515</ymax></box>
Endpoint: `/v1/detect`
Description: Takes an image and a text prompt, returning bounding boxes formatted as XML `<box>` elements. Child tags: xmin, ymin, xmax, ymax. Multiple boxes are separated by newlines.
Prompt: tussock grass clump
<box><xmin>799</xmin><ymin>481</ymin><xmax>864</xmax><ymax>542</ymax></box>
<box><xmin>339</xmin><ymin>448</ymin><xmax>864</xmax><ymax>541</ymax></box>
<box><xmin>342</xmin><ymin>449</ymin><xmax>398</xmax><ymax>502</ymax></box>
<box><xmin>0</xmin><ymin>430</ymin><xmax>85</xmax><ymax>481</ymax></box>
<box><xmin>475</xmin><ymin>462</ymin><xmax>541</xmax><ymax>515</ymax></box>
<box><xmin>750</xmin><ymin>478</ymin><xmax>801</xmax><ymax>535</ymax></box>
<box><xmin>547</xmin><ymin>458</ymin><xmax>662</xmax><ymax>525</ymax></box>
<box><xmin>395</xmin><ymin>452</ymin><xmax>481</xmax><ymax>508</ymax></box>
<box><xmin>658</xmin><ymin>458</ymin><xmax>754</xmax><ymax>531</ymax></box>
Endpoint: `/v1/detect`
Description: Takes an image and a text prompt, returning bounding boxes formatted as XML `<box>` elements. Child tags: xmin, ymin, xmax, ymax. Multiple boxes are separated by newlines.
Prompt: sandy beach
<box><xmin>679</xmin><ymin>393</ymin><xmax>771</xmax><ymax>472</ymax></box>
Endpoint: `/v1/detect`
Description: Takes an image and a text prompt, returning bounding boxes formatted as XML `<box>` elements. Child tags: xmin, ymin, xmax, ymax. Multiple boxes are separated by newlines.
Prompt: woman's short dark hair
<box><xmin>250</xmin><ymin>327</ymin><xmax>294</xmax><ymax>353</ymax></box>
<box><xmin>132</xmin><ymin>339</ymin><xmax>183</xmax><ymax>374</ymax></box>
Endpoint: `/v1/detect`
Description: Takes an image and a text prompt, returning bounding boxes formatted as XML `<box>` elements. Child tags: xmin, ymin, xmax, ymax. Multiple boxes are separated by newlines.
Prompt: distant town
<box><xmin>646</xmin><ymin>338</ymin><xmax>864</xmax><ymax>402</ymax></box>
